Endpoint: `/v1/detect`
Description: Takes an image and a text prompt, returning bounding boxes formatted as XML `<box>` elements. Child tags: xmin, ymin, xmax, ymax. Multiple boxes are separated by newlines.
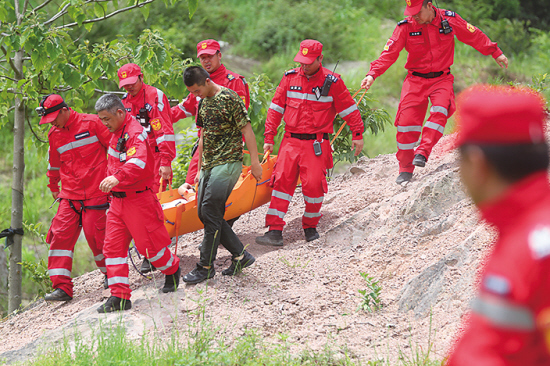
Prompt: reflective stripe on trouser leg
<box><xmin>471</xmin><ymin>294</ymin><xmax>535</xmax><ymax>330</ymax></box>
<box><xmin>126</xmin><ymin>191</ymin><xmax>179</xmax><ymax>275</ymax></box>
<box><xmin>81</xmin><ymin>196</ymin><xmax>108</xmax><ymax>274</ymax></box>
<box><xmin>266</xmin><ymin>137</ymin><xmax>300</xmax><ymax>231</ymax></box>
<box><xmin>416</xmin><ymin>109</ymin><xmax>448</xmax><ymax>159</ymax></box>
<box><xmin>395</xmin><ymin>104</ymin><xmax>425</xmax><ymax>173</ymax></box>
<box><xmin>103</xmin><ymin>199</ymin><xmax>133</xmax><ymax>300</ymax></box>
<box><xmin>299</xmin><ymin>139</ymin><xmax>329</xmax><ymax>229</ymax></box>
<box><xmin>47</xmin><ymin>199</ymin><xmax>83</xmax><ymax>298</ymax></box>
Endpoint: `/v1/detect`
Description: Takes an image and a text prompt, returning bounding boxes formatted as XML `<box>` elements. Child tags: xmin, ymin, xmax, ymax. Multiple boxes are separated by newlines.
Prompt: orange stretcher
<box><xmin>157</xmin><ymin>152</ymin><xmax>276</xmax><ymax>240</ymax></box>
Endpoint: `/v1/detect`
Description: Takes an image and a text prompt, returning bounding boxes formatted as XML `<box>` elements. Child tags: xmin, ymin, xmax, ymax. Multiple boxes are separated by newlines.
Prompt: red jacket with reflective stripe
<box><xmin>447</xmin><ymin>172</ymin><xmax>550</xmax><ymax>365</ymax></box>
<box><xmin>122</xmin><ymin>83</ymin><xmax>175</xmax><ymax>167</ymax></box>
<box><xmin>47</xmin><ymin>109</ymin><xmax>110</xmax><ymax>200</ymax></box>
<box><xmin>368</xmin><ymin>8</ymin><xmax>502</xmax><ymax>79</ymax></box>
<box><xmin>171</xmin><ymin>64</ymin><xmax>250</xmax><ymax>125</ymax></box>
<box><xmin>107</xmin><ymin>113</ymin><xmax>155</xmax><ymax>193</ymax></box>
<box><xmin>264</xmin><ymin>66</ymin><xmax>364</xmax><ymax>144</ymax></box>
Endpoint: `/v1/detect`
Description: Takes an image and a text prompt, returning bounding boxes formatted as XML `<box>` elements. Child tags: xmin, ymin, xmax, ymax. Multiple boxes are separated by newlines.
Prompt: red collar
<box><xmin>298</xmin><ymin>64</ymin><xmax>324</xmax><ymax>80</ymax></box>
<box><xmin>209</xmin><ymin>64</ymin><xmax>227</xmax><ymax>81</ymax></box>
<box><xmin>479</xmin><ymin>172</ymin><xmax>550</xmax><ymax>231</ymax></box>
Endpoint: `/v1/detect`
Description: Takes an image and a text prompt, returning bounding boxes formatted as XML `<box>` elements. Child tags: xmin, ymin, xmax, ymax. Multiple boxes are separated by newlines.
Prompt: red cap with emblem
<box><xmin>197</xmin><ymin>39</ymin><xmax>220</xmax><ymax>57</ymax></box>
<box><xmin>294</xmin><ymin>39</ymin><xmax>323</xmax><ymax>64</ymax></box>
<box><xmin>455</xmin><ymin>85</ymin><xmax>547</xmax><ymax>147</ymax></box>
<box><xmin>37</xmin><ymin>94</ymin><xmax>69</xmax><ymax>125</ymax></box>
<box><xmin>117</xmin><ymin>63</ymin><xmax>142</xmax><ymax>88</ymax></box>
<box><xmin>404</xmin><ymin>0</ymin><xmax>424</xmax><ymax>16</ymax></box>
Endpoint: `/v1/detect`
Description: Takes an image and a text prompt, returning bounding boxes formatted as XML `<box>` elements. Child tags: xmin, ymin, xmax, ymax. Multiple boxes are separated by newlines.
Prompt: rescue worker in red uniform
<box><xmin>255</xmin><ymin>40</ymin><xmax>364</xmax><ymax>246</ymax></box>
<box><xmin>117</xmin><ymin>63</ymin><xmax>176</xmax><ymax>193</ymax></box>
<box><xmin>38</xmin><ymin>94</ymin><xmax>111</xmax><ymax>302</ymax></box>
<box><xmin>95</xmin><ymin>94</ymin><xmax>180</xmax><ymax>313</ymax></box>
<box><xmin>172</xmin><ymin>39</ymin><xmax>250</xmax><ymax>186</ymax></box>
<box><xmin>361</xmin><ymin>0</ymin><xmax>508</xmax><ymax>184</ymax></box>
<box><xmin>446</xmin><ymin>85</ymin><xmax>550</xmax><ymax>365</ymax></box>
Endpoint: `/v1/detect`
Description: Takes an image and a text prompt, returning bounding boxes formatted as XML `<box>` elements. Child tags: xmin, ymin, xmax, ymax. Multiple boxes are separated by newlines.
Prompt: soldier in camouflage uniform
<box><xmin>181</xmin><ymin>66</ymin><xmax>262</xmax><ymax>284</ymax></box>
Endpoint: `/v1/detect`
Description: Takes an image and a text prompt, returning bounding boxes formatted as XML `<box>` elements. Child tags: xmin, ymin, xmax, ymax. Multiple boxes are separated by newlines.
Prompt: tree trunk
<box><xmin>0</xmin><ymin>248</ymin><xmax>7</xmax><ymax>315</ymax></box>
<box><xmin>8</xmin><ymin>48</ymin><xmax>25</xmax><ymax>314</ymax></box>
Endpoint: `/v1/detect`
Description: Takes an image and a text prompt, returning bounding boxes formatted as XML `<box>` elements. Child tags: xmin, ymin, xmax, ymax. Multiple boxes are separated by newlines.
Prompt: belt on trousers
<box><xmin>412</xmin><ymin>71</ymin><xmax>447</xmax><ymax>79</ymax></box>
<box><xmin>290</xmin><ymin>133</ymin><xmax>329</xmax><ymax>140</ymax></box>
<box><xmin>111</xmin><ymin>189</ymin><xmax>149</xmax><ymax>198</ymax></box>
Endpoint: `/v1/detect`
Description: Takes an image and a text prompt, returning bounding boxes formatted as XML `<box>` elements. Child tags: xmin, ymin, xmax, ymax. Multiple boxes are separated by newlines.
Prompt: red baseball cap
<box><xmin>294</xmin><ymin>39</ymin><xmax>323</xmax><ymax>64</ymax></box>
<box><xmin>455</xmin><ymin>85</ymin><xmax>547</xmax><ymax>147</ymax></box>
<box><xmin>37</xmin><ymin>94</ymin><xmax>68</xmax><ymax>125</ymax></box>
<box><xmin>117</xmin><ymin>63</ymin><xmax>142</xmax><ymax>88</ymax></box>
<box><xmin>197</xmin><ymin>39</ymin><xmax>220</xmax><ymax>57</ymax></box>
<box><xmin>404</xmin><ymin>0</ymin><xmax>424</xmax><ymax>16</ymax></box>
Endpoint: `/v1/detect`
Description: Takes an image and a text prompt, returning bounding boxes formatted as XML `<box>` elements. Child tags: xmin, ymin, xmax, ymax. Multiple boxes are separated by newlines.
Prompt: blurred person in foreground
<box><xmin>446</xmin><ymin>85</ymin><xmax>550</xmax><ymax>365</ymax></box>
<box><xmin>39</xmin><ymin>94</ymin><xmax>111</xmax><ymax>302</ymax></box>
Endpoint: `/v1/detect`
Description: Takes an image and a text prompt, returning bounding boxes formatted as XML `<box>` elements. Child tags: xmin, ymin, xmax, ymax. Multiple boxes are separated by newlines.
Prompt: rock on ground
<box><xmin>0</xmin><ymin>134</ymin><xmax>496</xmax><ymax>364</ymax></box>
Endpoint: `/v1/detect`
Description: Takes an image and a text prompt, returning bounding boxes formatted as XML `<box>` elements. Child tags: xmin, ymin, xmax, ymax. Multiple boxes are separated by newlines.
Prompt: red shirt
<box><xmin>122</xmin><ymin>83</ymin><xmax>176</xmax><ymax>167</ymax></box>
<box><xmin>171</xmin><ymin>64</ymin><xmax>250</xmax><ymax>123</ymax></box>
<box><xmin>447</xmin><ymin>172</ymin><xmax>550</xmax><ymax>365</ymax></box>
<box><xmin>264</xmin><ymin>66</ymin><xmax>364</xmax><ymax>144</ymax></box>
<box><xmin>47</xmin><ymin>109</ymin><xmax>110</xmax><ymax>200</ymax></box>
<box><xmin>107</xmin><ymin>113</ymin><xmax>155</xmax><ymax>193</ymax></box>
<box><xmin>368</xmin><ymin>8</ymin><xmax>502</xmax><ymax>79</ymax></box>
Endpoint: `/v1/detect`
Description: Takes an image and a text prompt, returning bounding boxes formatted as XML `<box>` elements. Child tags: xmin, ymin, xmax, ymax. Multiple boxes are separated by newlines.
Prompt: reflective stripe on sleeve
<box><xmin>138</xmin><ymin>128</ymin><xmax>148</xmax><ymax>141</ymax></box>
<box><xmin>338</xmin><ymin>104</ymin><xmax>358</xmax><ymax>119</ymax></box>
<box><xmin>57</xmin><ymin>136</ymin><xmax>99</xmax><ymax>154</ymax></box>
<box><xmin>105</xmin><ymin>257</ymin><xmax>128</xmax><ymax>266</ymax></box>
<box><xmin>48</xmin><ymin>268</ymin><xmax>71</xmax><ymax>277</ymax></box>
<box><xmin>286</xmin><ymin>91</ymin><xmax>333</xmax><ymax>103</ymax></box>
<box><xmin>430</xmin><ymin>106</ymin><xmax>448</xmax><ymax>116</ymax></box>
<box><xmin>397</xmin><ymin>125</ymin><xmax>423</xmax><ymax>133</ymax></box>
<box><xmin>397</xmin><ymin>142</ymin><xmax>416</xmax><ymax>150</ymax></box>
<box><xmin>267</xmin><ymin>208</ymin><xmax>286</xmax><ymax>219</ymax></box>
<box><xmin>471</xmin><ymin>295</ymin><xmax>535</xmax><ymax>330</ymax></box>
<box><xmin>108</xmin><ymin>276</ymin><xmax>130</xmax><ymax>286</ymax></box>
<box><xmin>127</xmin><ymin>158</ymin><xmax>146</xmax><ymax>169</ymax></box>
<box><xmin>269</xmin><ymin>102</ymin><xmax>285</xmax><ymax>115</ymax></box>
<box><xmin>49</xmin><ymin>250</ymin><xmax>74</xmax><ymax>258</ymax></box>
<box><xmin>304</xmin><ymin>195</ymin><xmax>324</xmax><ymax>204</ymax></box>
<box><xmin>108</xmin><ymin>147</ymin><xmax>120</xmax><ymax>159</ymax></box>
<box><xmin>304</xmin><ymin>211</ymin><xmax>322</xmax><ymax>218</ymax></box>
<box><xmin>424</xmin><ymin>121</ymin><xmax>445</xmax><ymax>134</ymax></box>
<box><xmin>156</xmin><ymin>88</ymin><xmax>165</xmax><ymax>112</ymax></box>
<box><xmin>272</xmin><ymin>190</ymin><xmax>293</xmax><ymax>202</ymax></box>
<box><xmin>156</xmin><ymin>134</ymin><xmax>176</xmax><ymax>145</ymax></box>
<box><xmin>178</xmin><ymin>104</ymin><xmax>192</xmax><ymax>117</ymax></box>
<box><xmin>148</xmin><ymin>248</ymin><xmax>166</xmax><ymax>263</ymax></box>
<box><xmin>48</xmin><ymin>164</ymin><xmax>60</xmax><ymax>171</ymax></box>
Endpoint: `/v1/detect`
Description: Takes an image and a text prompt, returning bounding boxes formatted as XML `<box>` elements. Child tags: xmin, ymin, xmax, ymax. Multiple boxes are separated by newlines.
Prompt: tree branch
<box><xmin>33</xmin><ymin>0</ymin><xmax>53</xmax><ymax>13</ymax></box>
<box><xmin>26</xmin><ymin>112</ymin><xmax>47</xmax><ymax>143</ymax></box>
<box><xmin>22</xmin><ymin>0</ymin><xmax>30</xmax><ymax>15</ymax></box>
<box><xmin>14</xmin><ymin>0</ymin><xmax>20</xmax><ymax>24</ymax></box>
<box><xmin>56</xmin><ymin>0</ymin><xmax>155</xmax><ymax>29</ymax></box>
<box><xmin>43</xmin><ymin>3</ymin><xmax>70</xmax><ymax>27</ymax></box>
<box><xmin>0</xmin><ymin>75</ymin><xmax>18</xmax><ymax>82</ymax></box>
<box><xmin>0</xmin><ymin>46</ymin><xmax>19</xmax><ymax>76</ymax></box>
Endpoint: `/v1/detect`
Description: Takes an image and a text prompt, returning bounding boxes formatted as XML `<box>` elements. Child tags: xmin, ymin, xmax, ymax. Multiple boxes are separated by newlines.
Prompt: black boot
<box><xmin>255</xmin><ymin>230</ymin><xmax>283</xmax><ymax>247</ymax></box>
<box><xmin>222</xmin><ymin>251</ymin><xmax>256</xmax><ymax>276</ymax></box>
<box><xmin>412</xmin><ymin>154</ymin><xmax>427</xmax><ymax>167</ymax></box>
<box><xmin>182</xmin><ymin>264</ymin><xmax>215</xmax><ymax>284</ymax></box>
<box><xmin>44</xmin><ymin>288</ymin><xmax>72</xmax><ymax>302</ymax></box>
<box><xmin>140</xmin><ymin>258</ymin><xmax>156</xmax><ymax>273</ymax></box>
<box><xmin>304</xmin><ymin>228</ymin><xmax>320</xmax><ymax>242</ymax></box>
<box><xmin>395</xmin><ymin>172</ymin><xmax>413</xmax><ymax>184</ymax></box>
<box><xmin>103</xmin><ymin>274</ymin><xmax>109</xmax><ymax>289</ymax></box>
<box><xmin>97</xmin><ymin>296</ymin><xmax>132</xmax><ymax>313</ymax></box>
<box><xmin>162</xmin><ymin>267</ymin><xmax>181</xmax><ymax>293</ymax></box>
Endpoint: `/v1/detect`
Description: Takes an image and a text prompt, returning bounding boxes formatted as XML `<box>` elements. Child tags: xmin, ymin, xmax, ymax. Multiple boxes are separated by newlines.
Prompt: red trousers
<box><xmin>103</xmin><ymin>190</ymin><xmax>179</xmax><ymax>300</ymax></box>
<box><xmin>47</xmin><ymin>196</ymin><xmax>108</xmax><ymax>298</ymax></box>
<box><xmin>266</xmin><ymin>136</ymin><xmax>331</xmax><ymax>231</ymax></box>
<box><xmin>395</xmin><ymin>73</ymin><xmax>455</xmax><ymax>173</ymax></box>
<box><xmin>185</xmin><ymin>148</ymin><xmax>200</xmax><ymax>185</ymax></box>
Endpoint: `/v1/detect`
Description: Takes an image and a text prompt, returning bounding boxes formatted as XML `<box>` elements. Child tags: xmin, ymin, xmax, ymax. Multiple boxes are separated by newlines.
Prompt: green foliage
<box><xmin>357</xmin><ymin>272</ymin><xmax>382</xmax><ymax>313</ymax></box>
<box><xmin>19</xmin><ymin>221</ymin><xmax>50</xmax><ymax>298</ymax></box>
<box><xmin>529</xmin><ymin>73</ymin><xmax>550</xmax><ymax>95</ymax></box>
<box><xmin>247</xmin><ymin>73</ymin><xmax>282</xmax><ymax>152</ymax></box>
<box><xmin>172</xmin><ymin>128</ymin><xmax>197</xmax><ymax>188</ymax></box>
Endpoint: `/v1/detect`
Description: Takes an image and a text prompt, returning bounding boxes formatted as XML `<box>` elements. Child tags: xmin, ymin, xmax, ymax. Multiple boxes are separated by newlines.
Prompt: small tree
<box><xmin>0</xmin><ymin>0</ymin><xmax>197</xmax><ymax>314</ymax></box>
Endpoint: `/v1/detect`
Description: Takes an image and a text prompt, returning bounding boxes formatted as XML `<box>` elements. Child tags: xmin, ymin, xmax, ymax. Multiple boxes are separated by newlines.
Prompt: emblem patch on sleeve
<box><xmin>384</xmin><ymin>39</ymin><xmax>394</xmax><ymax>51</ymax></box>
<box><xmin>127</xmin><ymin>146</ymin><xmax>136</xmax><ymax>157</ymax></box>
<box><xmin>467</xmin><ymin>23</ymin><xmax>476</xmax><ymax>33</ymax></box>
<box><xmin>151</xmin><ymin>118</ymin><xmax>162</xmax><ymax>131</ymax></box>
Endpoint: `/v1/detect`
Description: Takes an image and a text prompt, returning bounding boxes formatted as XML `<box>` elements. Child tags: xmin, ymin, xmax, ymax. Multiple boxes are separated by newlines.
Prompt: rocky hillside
<box><xmin>0</xmin><ymin>134</ymin><xmax>495</xmax><ymax>364</ymax></box>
